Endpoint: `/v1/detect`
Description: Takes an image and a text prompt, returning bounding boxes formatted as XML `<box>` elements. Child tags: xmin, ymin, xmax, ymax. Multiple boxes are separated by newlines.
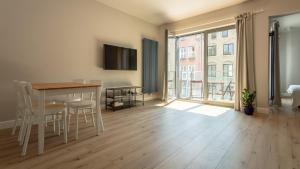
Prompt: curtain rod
<box><xmin>170</xmin><ymin>9</ymin><xmax>264</xmax><ymax>34</ymax></box>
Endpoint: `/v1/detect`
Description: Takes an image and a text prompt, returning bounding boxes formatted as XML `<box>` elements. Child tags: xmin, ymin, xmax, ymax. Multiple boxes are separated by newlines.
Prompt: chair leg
<box><xmin>11</xmin><ymin>116</ymin><xmax>19</xmax><ymax>135</ymax></box>
<box><xmin>63</xmin><ymin>110</ymin><xmax>68</xmax><ymax>144</ymax></box>
<box><xmin>21</xmin><ymin>116</ymin><xmax>32</xmax><ymax>156</ymax></box>
<box><xmin>83</xmin><ymin>110</ymin><xmax>88</xmax><ymax>124</ymax></box>
<box><xmin>58</xmin><ymin>118</ymin><xmax>61</xmax><ymax>136</ymax></box>
<box><xmin>91</xmin><ymin>109</ymin><xmax>95</xmax><ymax>127</ymax></box>
<box><xmin>75</xmin><ymin>109</ymin><xmax>79</xmax><ymax>140</ymax></box>
<box><xmin>67</xmin><ymin>106</ymin><xmax>71</xmax><ymax>132</ymax></box>
<box><xmin>45</xmin><ymin>116</ymin><xmax>48</xmax><ymax>127</ymax></box>
<box><xmin>99</xmin><ymin>108</ymin><xmax>104</xmax><ymax>131</ymax></box>
<box><xmin>53</xmin><ymin>115</ymin><xmax>56</xmax><ymax>133</ymax></box>
<box><xmin>19</xmin><ymin>115</ymin><xmax>27</xmax><ymax>146</ymax></box>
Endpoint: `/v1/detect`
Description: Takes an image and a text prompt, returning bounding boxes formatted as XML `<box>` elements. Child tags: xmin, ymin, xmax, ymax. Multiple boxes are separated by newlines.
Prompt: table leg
<box><xmin>96</xmin><ymin>87</ymin><xmax>104</xmax><ymax>135</ymax></box>
<box><xmin>63</xmin><ymin>107</ymin><xmax>68</xmax><ymax>144</ymax></box>
<box><xmin>38</xmin><ymin>90</ymin><xmax>45</xmax><ymax>155</ymax></box>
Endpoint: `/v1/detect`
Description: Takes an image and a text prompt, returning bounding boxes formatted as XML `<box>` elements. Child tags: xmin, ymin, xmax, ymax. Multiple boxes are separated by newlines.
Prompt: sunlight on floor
<box><xmin>164</xmin><ymin>100</ymin><xmax>200</xmax><ymax>110</ymax></box>
<box><xmin>162</xmin><ymin>100</ymin><xmax>231</xmax><ymax>117</ymax></box>
<box><xmin>187</xmin><ymin>105</ymin><xmax>231</xmax><ymax>117</ymax></box>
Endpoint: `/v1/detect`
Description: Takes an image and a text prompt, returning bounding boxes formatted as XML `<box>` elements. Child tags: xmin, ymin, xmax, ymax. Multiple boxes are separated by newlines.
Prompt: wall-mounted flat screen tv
<box><xmin>104</xmin><ymin>44</ymin><xmax>137</xmax><ymax>70</ymax></box>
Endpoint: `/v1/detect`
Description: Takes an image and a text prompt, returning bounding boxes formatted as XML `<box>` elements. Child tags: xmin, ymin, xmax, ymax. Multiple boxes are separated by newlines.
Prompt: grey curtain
<box><xmin>234</xmin><ymin>12</ymin><xmax>256</xmax><ymax>111</ymax></box>
<box><xmin>269</xmin><ymin>21</ymin><xmax>281</xmax><ymax>106</ymax></box>
<box><xmin>162</xmin><ymin>29</ymin><xmax>169</xmax><ymax>101</ymax></box>
<box><xmin>142</xmin><ymin>38</ymin><xmax>158</xmax><ymax>94</ymax></box>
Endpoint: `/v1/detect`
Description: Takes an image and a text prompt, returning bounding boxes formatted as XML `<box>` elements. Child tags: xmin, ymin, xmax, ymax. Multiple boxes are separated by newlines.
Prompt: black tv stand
<box><xmin>105</xmin><ymin>86</ymin><xmax>144</xmax><ymax>111</ymax></box>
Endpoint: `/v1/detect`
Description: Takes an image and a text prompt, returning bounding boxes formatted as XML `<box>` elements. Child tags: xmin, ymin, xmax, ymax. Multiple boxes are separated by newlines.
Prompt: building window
<box><xmin>223</xmin><ymin>64</ymin><xmax>233</xmax><ymax>77</ymax></box>
<box><xmin>208</xmin><ymin>65</ymin><xmax>216</xmax><ymax>77</ymax></box>
<box><xmin>222</xmin><ymin>31</ymin><xmax>228</xmax><ymax>37</ymax></box>
<box><xmin>179</xmin><ymin>47</ymin><xmax>185</xmax><ymax>58</ymax></box>
<box><xmin>211</xmin><ymin>33</ymin><xmax>217</xmax><ymax>39</ymax></box>
<box><xmin>182</xmin><ymin>72</ymin><xmax>187</xmax><ymax>80</ymax></box>
<box><xmin>208</xmin><ymin>45</ymin><xmax>217</xmax><ymax>56</ymax></box>
<box><xmin>223</xmin><ymin>43</ymin><xmax>234</xmax><ymax>55</ymax></box>
<box><xmin>187</xmin><ymin>46</ymin><xmax>194</xmax><ymax>58</ymax></box>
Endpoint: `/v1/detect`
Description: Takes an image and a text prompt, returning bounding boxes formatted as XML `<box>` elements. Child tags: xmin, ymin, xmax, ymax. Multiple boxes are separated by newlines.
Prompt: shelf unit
<box><xmin>105</xmin><ymin>86</ymin><xmax>144</xmax><ymax>111</ymax></box>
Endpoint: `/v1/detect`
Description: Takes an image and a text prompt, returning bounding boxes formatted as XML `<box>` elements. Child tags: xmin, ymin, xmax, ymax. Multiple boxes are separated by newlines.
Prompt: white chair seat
<box><xmin>69</xmin><ymin>100</ymin><xmax>95</xmax><ymax>108</ymax></box>
<box><xmin>48</xmin><ymin>96</ymin><xmax>81</xmax><ymax>103</ymax></box>
<box><xmin>32</xmin><ymin>103</ymin><xmax>66</xmax><ymax>114</ymax></box>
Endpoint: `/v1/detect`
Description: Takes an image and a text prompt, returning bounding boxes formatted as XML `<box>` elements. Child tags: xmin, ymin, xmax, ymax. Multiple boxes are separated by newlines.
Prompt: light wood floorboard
<box><xmin>0</xmin><ymin>100</ymin><xmax>300</xmax><ymax>169</ymax></box>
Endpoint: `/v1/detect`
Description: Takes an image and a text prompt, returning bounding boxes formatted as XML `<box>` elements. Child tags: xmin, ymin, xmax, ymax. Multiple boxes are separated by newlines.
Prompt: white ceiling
<box><xmin>96</xmin><ymin>0</ymin><xmax>248</xmax><ymax>25</ymax></box>
<box><xmin>275</xmin><ymin>13</ymin><xmax>300</xmax><ymax>32</ymax></box>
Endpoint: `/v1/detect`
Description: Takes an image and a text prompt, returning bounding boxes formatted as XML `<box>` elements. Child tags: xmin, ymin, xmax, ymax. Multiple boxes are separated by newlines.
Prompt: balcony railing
<box><xmin>167</xmin><ymin>80</ymin><xmax>235</xmax><ymax>101</ymax></box>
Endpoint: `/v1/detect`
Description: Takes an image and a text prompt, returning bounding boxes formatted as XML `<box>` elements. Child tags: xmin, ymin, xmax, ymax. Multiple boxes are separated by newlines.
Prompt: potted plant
<box><xmin>242</xmin><ymin>88</ymin><xmax>256</xmax><ymax>115</ymax></box>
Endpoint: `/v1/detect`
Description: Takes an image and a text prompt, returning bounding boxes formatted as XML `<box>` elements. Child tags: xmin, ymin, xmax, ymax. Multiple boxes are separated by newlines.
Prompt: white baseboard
<box><xmin>256</xmin><ymin>107</ymin><xmax>270</xmax><ymax>114</ymax></box>
<box><xmin>0</xmin><ymin>120</ymin><xmax>15</xmax><ymax>130</ymax></box>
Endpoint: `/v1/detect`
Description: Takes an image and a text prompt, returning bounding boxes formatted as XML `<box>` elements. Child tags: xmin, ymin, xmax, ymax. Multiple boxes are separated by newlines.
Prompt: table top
<box><xmin>32</xmin><ymin>82</ymin><xmax>100</xmax><ymax>90</ymax></box>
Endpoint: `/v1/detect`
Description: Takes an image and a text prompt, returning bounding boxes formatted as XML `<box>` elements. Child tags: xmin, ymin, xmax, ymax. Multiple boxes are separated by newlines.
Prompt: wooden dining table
<box><xmin>32</xmin><ymin>82</ymin><xmax>104</xmax><ymax>154</ymax></box>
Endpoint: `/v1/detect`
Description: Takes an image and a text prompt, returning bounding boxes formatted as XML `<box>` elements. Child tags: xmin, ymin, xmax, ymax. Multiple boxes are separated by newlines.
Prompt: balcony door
<box><xmin>167</xmin><ymin>26</ymin><xmax>236</xmax><ymax>104</ymax></box>
<box><xmin>206</xmin><ymin>28</ymin><xmax>236</xmax><ymax>102</ymax></box>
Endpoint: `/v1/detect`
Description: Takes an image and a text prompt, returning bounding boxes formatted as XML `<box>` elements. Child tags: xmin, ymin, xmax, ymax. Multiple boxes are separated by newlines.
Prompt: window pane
<box><xmin>223</xmin><ymin>43</ymin><xmax>234</xmax><ymax>55</ymax></box>
<box><xmin>208</xmin><ymin>45</ymin><xmax>216</xmax><ymax>56</ymax></box>
<box><xmin>222</xmin><ymin>31</ymin><xmax>228</xmax><ymax>37</ymax></box>
<box><xmin>207</xmin><ymin>28</ymin><xmax>236</xmax><ymax>102</ymax></box>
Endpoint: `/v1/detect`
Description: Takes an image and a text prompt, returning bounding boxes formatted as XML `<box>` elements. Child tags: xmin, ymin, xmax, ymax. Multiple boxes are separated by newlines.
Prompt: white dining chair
<box><xmin>12</xmin><ymin>81</ymin><xmax>63</xmax><ymax>143</ymax></box>
<box><xmin>68</xmin><ymin>80</ymin><xmax>103</xmax><ymax>140</ymax></box>
<box><xmin>11</xmin><ymin>80</ymin><xmax>25</xmax><ymax>136</ymax></box>
<box><xmin>11</xmin><ymin>81</ymin><xmax>30</xmax><ymax>145</ymax></box>
<box><xmin>21</xmin><ymin>82</ymin><xmax>67</xmax><ymax>156</ymax></box>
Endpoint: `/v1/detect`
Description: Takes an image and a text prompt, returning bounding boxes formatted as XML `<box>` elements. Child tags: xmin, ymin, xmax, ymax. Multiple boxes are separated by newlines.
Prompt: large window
<box><xmin>208</xmin><ymin>65</ymin><xmax>216</xmax><ymax>77</ymax></box>
<box><xmin>223</xmin><ymin>64</ymin><xmax>233</xmax><ymax>77</ymax></box>
<box><xmin>223</xmin><ymin>43</ymin><xmax>234</xmax><ymax>55</ymax></box>
<box><xmin>208</xmin><ymin>45</ymin><xmax>217</xmax><ymax>56</ymax></box>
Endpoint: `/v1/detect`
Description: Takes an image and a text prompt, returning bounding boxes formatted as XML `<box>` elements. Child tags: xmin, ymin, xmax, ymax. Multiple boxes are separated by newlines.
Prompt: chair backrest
<box><xmin>13</xmin><ymin>80</ymin><xmax>23</xmax><ymax>109</ymax></box>
<box><xmin>73</xmin><ymin>79</ymin><xmax>86</xmax><ymax>84</ymax></box>
<box><xmin>13</xmin><ymin>81</ymin><xmax>32</xmax><ymax>116</ymax></box>
<box><xmin>22</xmin><ymin>82</ymin><xmax>35</xmax><ymax>115</ymax></box>
<box><xmin>73</xmin><ymin>79</ymin><xmax>86</xmax><ymax>99</ymax></box>
<box><xmin>89</xmin><ymin>80</ymin><xmax>103</xmax><ymax>99</ymax></box>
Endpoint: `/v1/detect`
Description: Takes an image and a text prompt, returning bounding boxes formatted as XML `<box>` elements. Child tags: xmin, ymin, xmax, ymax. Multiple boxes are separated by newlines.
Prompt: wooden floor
<box><xmin>1</xmin><ymin>100</ymin><xmax>300</xmax><ymax>169</ymax></box>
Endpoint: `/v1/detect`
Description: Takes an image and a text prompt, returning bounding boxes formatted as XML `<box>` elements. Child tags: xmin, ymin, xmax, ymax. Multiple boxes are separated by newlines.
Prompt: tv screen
<box><xmin>104</xmin><ymin>44</ymin><xmax>137</xmax><ymax>70</ymax></box>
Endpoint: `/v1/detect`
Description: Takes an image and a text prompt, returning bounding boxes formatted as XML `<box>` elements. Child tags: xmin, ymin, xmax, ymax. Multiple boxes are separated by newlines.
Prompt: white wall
<box><xmin>0</xmin><ymin>0</ymin><xmax>160</xmax><ymax>121</ymax></box>
<box><xmin>279</xmin><ymin>28</ymin><xmax>300</xmax><ymax>92</ymax></box>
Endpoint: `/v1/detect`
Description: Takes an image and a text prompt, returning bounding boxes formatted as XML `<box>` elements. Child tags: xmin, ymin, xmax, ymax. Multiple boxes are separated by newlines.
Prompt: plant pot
<box><xmin>244</xmin><ymin>105</ymin><xmax>254</xmax><ymax>115</ymax></box>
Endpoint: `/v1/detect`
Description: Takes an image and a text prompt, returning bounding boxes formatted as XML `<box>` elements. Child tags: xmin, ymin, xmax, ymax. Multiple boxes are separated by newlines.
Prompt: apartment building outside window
<box><xmin>223</xmin><ymin>43</ymin><xmax>234</xmax><ymax>55</ymax></box>
<box><xmin>208</xmin><ymin>45</ymin><xmax>217</xmax><ymax>56</ymax></box>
